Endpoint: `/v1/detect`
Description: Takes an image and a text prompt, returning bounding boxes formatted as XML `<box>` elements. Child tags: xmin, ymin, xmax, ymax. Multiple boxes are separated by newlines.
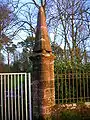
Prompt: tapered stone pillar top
<box><xmin>33</xmin><ymin>6</ymin><xmax>52</xmax><ymax>53</ymax></box>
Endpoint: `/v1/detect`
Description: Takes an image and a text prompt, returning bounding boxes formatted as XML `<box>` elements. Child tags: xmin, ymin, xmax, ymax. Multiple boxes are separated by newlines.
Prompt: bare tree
<box><xmin>11</xmin><ymin>0</ymin><xmax>47</xmax><ymax>37</ymax></box>
<box><xmin>0</xmin><ymin>2</ymin><xmax>15</xmax><ymax>71</ymax></box>
<box><xmin>46</xmin><ymin>0</ymin><xmax>90</xmax><ymax>64</ymax></box>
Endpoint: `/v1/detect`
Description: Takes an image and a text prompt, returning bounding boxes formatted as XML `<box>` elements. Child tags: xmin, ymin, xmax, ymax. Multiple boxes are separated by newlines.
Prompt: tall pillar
<box><xmin>30</xmin><ymin>6</ymin><xmax>55</xmax><ymax>119</ymax></box>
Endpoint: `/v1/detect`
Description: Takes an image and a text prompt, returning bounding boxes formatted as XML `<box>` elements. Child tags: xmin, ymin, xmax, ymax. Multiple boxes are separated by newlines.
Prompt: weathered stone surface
<box><xmin>30</xmin><ymin>6</ymin><xmax>55</xmax><ymax>119</ymax></box>
<box><xmin>33</xmin><ymin>6</ymin><xmax>52</xmax><ymax>52</ymax></box>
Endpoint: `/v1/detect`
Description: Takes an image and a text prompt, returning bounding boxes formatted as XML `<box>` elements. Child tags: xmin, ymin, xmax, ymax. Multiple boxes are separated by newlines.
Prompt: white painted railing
<box><xmin>0</xmin><ymin>73</ymin><xmax>32</xmax><ymax>120</ymax></box>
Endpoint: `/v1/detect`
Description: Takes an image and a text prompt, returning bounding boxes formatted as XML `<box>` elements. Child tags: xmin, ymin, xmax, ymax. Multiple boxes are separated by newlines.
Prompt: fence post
<box><xmin>30</xmin><ymin>6</ymin><xmax>55</xmax><ymax>119</ymax></box>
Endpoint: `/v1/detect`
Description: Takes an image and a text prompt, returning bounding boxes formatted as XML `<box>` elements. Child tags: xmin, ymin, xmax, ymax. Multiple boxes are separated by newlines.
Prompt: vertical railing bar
<box><xmin>86</xmin><ymin>72</ymin><xmax>89</xmax><ymax>102</ymax></box>
<box><xmin>18</xmin><ymin>74</ymin><xmax>20</xmax><ymax>120</ymax></box>
<box><xmin>28</xmin><ymin>73</ymin><xmax>32</xmax><ymax>120</ymax></box>
<box><xmin>11</xmin><ymin>75</ymin><xmax>13</xmax><ymax>120</ymax></box>
<box><xmin>76</xmin><ymin>71</ymin><xmax>78</xmax><ymax>103</ymax></box>
<box><xmin>61</xmin><ymin>72</ymin><xmax>63</xmax><ymax>104</ymax></box>
<box><xmin>65</xmin><ymin>71</ymin><xmax>67</xmax><ymax>103</ymax></box>
<box><xmin>8</xmin><ymin>75</ymin><xmax>10</xmax><ymax>120</ymax></box>
<box><xmin>69</xmin><ymin>72</ymin><xmax>71</xmax><ymax>103</ymax></box>
<box><xmin>80</xmin><ymin>71</ymin><xmax>82</xmax><ymax>102</ymax></box>
<box><xmin>1</xmin><ymin>75</ymin><xmax>3</xmax><ymax>120</ymax></box>
<box><xmin>21</xmin><ymin>74</ymin><xmax>23</xmax><ymax>120</ymax></box>
<box><xmin>72</xmin><ymin>72</ymin><xmax>74</xmax><ymax>103</ymax></box>
<box><xmin>4</xmin><ymin>75</ymin><xmax>7</xmax><ymax>120</ymax></box>
<box><xmin>25</xmin><ymin>73</ymin><xmax>28</xmax><ymax>120</ymax></box>
<box><xmin>14</xmin><ymin>74</ymin><xmax>17</xmax><ymax>120</ymax></box>
<box><xmin>83</xmin><ymin>71</ymin><xmax>85</xmax><ymax>101</ymax></box>
<box><xmin>57</xmin><ymin>74</ymin><xmax>59</xmax><ymax>104</ymax></box>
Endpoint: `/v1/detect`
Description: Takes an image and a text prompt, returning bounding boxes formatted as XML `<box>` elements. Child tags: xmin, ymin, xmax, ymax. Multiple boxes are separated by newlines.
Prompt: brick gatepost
<box><xmin>30</xmin><ymin>6</ymin><xmax>55</xmax><ymax>119</ymax></box>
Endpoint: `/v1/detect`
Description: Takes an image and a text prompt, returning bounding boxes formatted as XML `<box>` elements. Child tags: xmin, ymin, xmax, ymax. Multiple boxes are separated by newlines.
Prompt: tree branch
<box><xmin>32</xmin><ymin>0</ymin><xmax>39</xmax><ymax>8</ymax></box>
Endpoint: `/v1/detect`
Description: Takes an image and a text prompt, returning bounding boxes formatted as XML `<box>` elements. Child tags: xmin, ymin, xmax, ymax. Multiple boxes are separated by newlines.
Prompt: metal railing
<box><xmin>0</xmin><ymin>73</ymin><xmax>32</xmax><ymax>120</ymax></box>
<box><xmin>55</xmin><ymin>71</ymin><xmax>90</xmax><ymax>104</ymax></box>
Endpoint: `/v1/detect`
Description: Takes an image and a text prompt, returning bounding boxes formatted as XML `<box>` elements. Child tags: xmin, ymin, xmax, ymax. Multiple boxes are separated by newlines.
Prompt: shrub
<box><xmin>33</xmin><ymin>104</ymin><xmax>90</xmax><ymax>120</ymax></box>
<box><xmin>60</xmin><ymin>110</ymin><xmax>81</xmax><ymax>120</ymax></box>
<box><xmin>51</xmin><ymin>104</ymin><xmax>90</xmax><ymax>120</ymax></box>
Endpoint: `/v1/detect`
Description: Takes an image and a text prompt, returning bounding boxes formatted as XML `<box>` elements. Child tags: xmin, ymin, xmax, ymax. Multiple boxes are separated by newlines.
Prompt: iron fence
<box><xmin>0</xmin><ymin>73</ymin><xmax>32</xmax><ymax>120</ymax></box>
<box><xmin>55</xmin><ymin>71</ymin><xmax>90</xmax><ymax>104</ymax></box>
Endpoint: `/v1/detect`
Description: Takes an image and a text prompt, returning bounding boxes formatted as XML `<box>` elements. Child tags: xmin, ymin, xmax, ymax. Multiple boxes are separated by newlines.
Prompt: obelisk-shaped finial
<box><xmin>34</xmin><ymin>6</ymin><xmax>52</xmax><ymax>53</ymax></box>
